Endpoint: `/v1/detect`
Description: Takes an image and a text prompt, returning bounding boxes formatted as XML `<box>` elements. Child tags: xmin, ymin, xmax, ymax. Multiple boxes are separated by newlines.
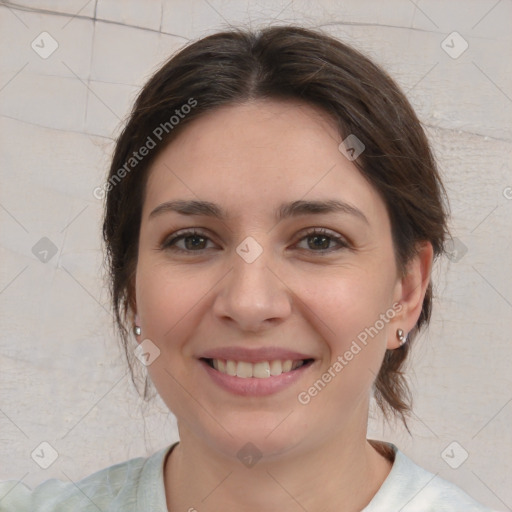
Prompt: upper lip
<box><xmin>199</xmin><ymin>347</ymin><xmax>315</xmax><ymax>363</ymax></box>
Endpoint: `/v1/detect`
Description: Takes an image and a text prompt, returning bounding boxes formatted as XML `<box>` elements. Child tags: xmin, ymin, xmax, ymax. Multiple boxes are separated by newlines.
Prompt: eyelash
<box><xmin>160</xmin><ymin>227</ymin><xmax>350</xmax><ymax>255</ymax></box>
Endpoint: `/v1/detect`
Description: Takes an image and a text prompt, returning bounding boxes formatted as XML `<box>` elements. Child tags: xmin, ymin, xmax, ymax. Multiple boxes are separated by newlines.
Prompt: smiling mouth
<box><xmin>200</xmin><ymin>358</ymin><xmax>315</xmax><ymax>378</ymax></box>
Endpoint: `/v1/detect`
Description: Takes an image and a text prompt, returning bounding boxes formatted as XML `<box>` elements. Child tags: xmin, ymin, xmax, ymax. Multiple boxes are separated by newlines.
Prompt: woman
<box><xmin>0</xmin><ymin>26</ymin><xmax>496</xmax><ymax>511</ymax></box>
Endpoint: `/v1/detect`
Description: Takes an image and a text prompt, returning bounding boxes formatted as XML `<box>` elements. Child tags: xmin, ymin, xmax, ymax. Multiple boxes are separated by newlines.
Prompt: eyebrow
<box><xmin>149</xmin><ymin>198</ymin><xmax>369</xmax><ymax>224</ymax></box>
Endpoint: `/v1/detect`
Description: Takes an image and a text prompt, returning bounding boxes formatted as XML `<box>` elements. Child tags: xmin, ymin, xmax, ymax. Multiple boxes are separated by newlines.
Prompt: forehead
<box><xmin>142</xmin><ymin>100</ymin><xmax>388</xmax><ymax>227</ymax></box>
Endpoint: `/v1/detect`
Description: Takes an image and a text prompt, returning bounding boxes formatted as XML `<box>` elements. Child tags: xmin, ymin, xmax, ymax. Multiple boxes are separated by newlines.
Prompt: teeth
<box><xmin>209</xmin><ymin>358</ymin><xmax>307</xmax><ymax>378</ymax></box>
<box><xmin>253</xmin><ymin>361</ymin><xmax>270</xmax><ymax>378</ymax></box>
<box><xmin>236</xmin><ymin>361</ymin><xmax>253</xmax><ymax>378</ymax></box>
<box><xmin>226</xmin><ymin>360</ymin><xmax>237</xmax><ymax>376</ymax></box>
<box><xmin>269</xmin><ymin>360</ymin><xmax>282</xmax><ymax>376</ymax></box>
<box><xmin>282</xmin><ymin>360</ymin><xmax>293</xmax><ymax>372</ymax></box>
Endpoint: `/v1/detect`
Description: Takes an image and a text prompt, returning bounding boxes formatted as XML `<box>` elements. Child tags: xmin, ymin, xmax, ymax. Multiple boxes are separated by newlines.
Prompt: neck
<box><xmin>164</xmin><ymin>426</ymin><xmax>393</xmax><ymax>512</ymax></box>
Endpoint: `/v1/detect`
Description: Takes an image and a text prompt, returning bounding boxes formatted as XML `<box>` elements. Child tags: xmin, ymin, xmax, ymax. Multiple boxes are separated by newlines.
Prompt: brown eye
<box><xmin>296</xmin><ymin>228</ymin><xmax>349</xmax><ymax>253</ymax></box>
<box><xmin>160</xmin><ymin>227</ymin><xmax>349</xmax><ymax>255</ymax></box>
<box><xmin>161</xmin><ymin>229</ymin><xmax>214</xmax><ymax>252</ymax></box>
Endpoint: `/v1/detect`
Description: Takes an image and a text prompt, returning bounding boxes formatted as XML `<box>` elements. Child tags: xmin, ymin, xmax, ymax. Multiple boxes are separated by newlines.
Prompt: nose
<box><xmin>212</xmin><ymin>241</ymin><xmax>292</xmax><ymax>332</ymax></box>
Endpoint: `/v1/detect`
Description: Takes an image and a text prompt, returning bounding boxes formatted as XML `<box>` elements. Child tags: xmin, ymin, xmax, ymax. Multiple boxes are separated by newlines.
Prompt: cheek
<box><xmin>303</xmin><ymin>264</ymin><xmax>396</xmax><ymax>394</ymax></box>
<box><xmin>295</xmin><ymin>279</ymin><xmax>394</xmax><ymax>418</ymax></box>
<box><xmin>134</xmin><ymin>262</ymin><xmax>204</xmax><ymax>415</ymax></box>
<box><xmin>134</xmin><ymin>259</ymin><xmax>220</xmax><ymax>359</ymax></box>
<box><xmin>309</xmin><ymin>264</ymin><xmax>396</xmax><ymax>338</ymax></box>
<box><xmin>136</xmin><ymin>260</ymin><xmax>206</xmax><ymax>341</ymax></box>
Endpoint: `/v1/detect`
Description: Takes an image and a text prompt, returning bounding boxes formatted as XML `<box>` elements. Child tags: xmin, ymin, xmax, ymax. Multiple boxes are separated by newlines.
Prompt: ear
<box><xmin>388</xmin><ymin>241</ymin><xmax>433</xmax><ymax>349</ymax></box>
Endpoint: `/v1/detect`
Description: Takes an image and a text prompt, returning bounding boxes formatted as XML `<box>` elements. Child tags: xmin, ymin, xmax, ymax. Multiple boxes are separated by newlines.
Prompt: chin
<box><xmin>212</xmin><ymin>416</ymin><xmax>308</xmax><ymax>462</ymax></box>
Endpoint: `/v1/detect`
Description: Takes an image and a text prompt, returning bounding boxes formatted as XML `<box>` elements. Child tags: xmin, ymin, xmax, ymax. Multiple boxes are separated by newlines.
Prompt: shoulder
<box><xmin>364</xmin><ymin>442</ymin><xmax>497</xmax><ymax>512</ymax></box>
<box><xmin>0</xmin><ymin>444</ymin><xmax>173</xmax><ymax>512</ymax></box>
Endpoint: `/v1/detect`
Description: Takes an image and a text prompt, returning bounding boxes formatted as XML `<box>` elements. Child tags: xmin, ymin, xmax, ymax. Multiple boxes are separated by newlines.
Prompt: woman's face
<box><xmin>134</xmin><ymin>100</ymin><xmax>408</xmax><ymax>459</ymax></box>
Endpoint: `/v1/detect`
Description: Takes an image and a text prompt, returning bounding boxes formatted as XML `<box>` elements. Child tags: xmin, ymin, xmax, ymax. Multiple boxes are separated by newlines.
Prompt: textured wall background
<box><xmin>0</xmin><ymin>0</ymin><xmax>510</xmax><ymax>510</ymax></box>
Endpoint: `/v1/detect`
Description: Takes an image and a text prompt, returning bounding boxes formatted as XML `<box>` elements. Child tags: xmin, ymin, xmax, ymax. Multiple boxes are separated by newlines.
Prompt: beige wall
<box><xmin>0</xmin><ymin>1</ymin><xmax>510</xmax><ymax>509</ymax></box>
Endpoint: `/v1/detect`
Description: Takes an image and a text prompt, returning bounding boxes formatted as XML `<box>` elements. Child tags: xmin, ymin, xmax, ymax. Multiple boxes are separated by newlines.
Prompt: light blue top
<box><xmin>0</xmin><ymin>442</ymin><xmax>498</xmax><ymax>511</ymax></box>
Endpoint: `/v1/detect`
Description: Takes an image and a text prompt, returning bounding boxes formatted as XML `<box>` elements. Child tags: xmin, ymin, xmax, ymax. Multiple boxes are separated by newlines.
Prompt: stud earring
<box><xmin>133</xmin><ymin>325</ymin><xmax>141</xmax><ymax>336</ymax></box>
<box><xmin>396</xmin><ymin>328</ymin><xmax>407</xmax><ymax>347</ymax></box>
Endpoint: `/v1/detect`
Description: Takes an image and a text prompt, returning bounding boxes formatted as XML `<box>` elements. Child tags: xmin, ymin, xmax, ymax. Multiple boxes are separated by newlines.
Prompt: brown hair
<box><xmin>102</xmin><ymin>25</ymin><xmax>449</xmax><ymax>431</ymax></box>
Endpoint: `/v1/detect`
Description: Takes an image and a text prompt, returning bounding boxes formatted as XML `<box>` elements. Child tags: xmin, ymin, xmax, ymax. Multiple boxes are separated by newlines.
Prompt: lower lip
<box><xmin>200</xmin><ymin>360</ymin><xmax>314</xmax><ymax>396</ymax></box>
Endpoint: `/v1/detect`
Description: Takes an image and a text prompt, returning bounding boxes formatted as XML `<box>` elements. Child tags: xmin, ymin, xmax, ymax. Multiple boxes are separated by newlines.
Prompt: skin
<box><xmin>132</xmin><ymin>99</ymin><xmax>433</xmax><ymax>512</ymax></box>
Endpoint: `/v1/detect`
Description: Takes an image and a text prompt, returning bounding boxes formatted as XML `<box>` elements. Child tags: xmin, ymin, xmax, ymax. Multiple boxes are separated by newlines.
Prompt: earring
<box><xmin>133</xmin><ymin>325</ymin><xmax>141</xmax><ymax>336</ymax></box>
<box><xmin>396</xmin><ymin>328</ymin><xmax>407</xmax><ymax>347</ymax></box>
